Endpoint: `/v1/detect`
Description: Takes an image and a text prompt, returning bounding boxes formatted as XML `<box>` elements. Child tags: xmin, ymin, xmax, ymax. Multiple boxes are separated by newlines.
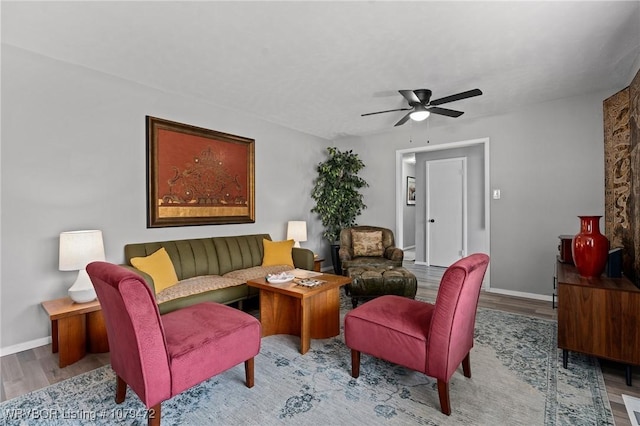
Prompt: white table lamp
<box><xmin>287</xmin><ymin>221</ymin><xmax>307</xmax><ymax>248</ymax></box>
<box><xmin>59</xmin><ymin>230</ymin><xmax>105</xmax><ymax>303</ymax></box>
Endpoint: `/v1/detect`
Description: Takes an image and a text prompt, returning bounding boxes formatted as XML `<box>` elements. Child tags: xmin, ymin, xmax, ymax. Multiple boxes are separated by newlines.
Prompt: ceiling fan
<box><xmin>362</xmin><ymin>88</ymin><xmax>483</xmax><ymax>127</ymax></box>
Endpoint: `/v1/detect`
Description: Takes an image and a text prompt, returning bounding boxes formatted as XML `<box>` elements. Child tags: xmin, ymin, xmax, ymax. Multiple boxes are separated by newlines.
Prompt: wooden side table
<box><xmin>41</xmin><ymin>297</ymin><xmax>109</xmax><ymax>367</ymax></box>
<box><xmin>313</xmin><ymin>257</ymin><xmax>325</xmax><ymax>272</ymax></box>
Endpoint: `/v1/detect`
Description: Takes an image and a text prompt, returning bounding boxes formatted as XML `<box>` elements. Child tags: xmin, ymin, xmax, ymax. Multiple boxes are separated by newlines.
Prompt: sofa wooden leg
<box><xmin>437</xmin><ymin>379</ymin><xmax>451</xmax><ymax>415</ymax></box>
<box><xmin>148</xmin><ymin>403</ymin><xmax>161</xmax><ymax>426</ymax></box>
<box><xmin>351</xmin><ymin>349</ymin><xmax>360</xmax><ymax>378</ymax></box>
<box><xmin>462</xmin><ymin>352</ymin><xmax>471</xmax><ymax>378</ymax></box>
<box><xmin>245</xmin><ymin>357</ymin><xmax>255</xmax><ymax>388</ymax></box>
<box><xmin>115</xmin><ymin>375</ymin><xmax>127</xmax><ymax>404</ymax></box>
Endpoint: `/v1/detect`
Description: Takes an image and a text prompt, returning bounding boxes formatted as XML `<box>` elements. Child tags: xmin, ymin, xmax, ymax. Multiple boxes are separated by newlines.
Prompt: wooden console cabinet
<box><xmin>556</xmin><ymin>260</ymin><xmax>640</xmax><ymax>385</ymax></box>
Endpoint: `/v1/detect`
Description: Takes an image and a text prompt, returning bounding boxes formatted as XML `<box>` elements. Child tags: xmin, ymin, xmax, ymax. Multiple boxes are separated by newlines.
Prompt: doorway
<box><xmin>426</xmin><ymin>157</ymin><xmax>466</xmax><ymax>267</ymax></box>
<box><xmin>395</xmin><ymin>137</ymin><xmax>490</xmax><ymax>289</ymax></box>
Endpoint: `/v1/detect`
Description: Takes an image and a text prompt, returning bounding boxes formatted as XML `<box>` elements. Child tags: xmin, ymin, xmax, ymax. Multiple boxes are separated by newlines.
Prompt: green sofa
<box><xmin>123</xmin><ymin>234</ymin><xmax>314</xmax><ymax>314</ymax></box>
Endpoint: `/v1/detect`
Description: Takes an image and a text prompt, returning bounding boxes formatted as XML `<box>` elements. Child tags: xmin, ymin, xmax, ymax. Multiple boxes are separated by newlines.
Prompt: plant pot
<box><xmin>330</xmin><ymin>243</ymin><xmax>342</xmax><ymax>275</ymax></box>
<box><xmin>572</xmin><ymin>216</ymin><xmax>609</xmax><ymax>278</ymax></box>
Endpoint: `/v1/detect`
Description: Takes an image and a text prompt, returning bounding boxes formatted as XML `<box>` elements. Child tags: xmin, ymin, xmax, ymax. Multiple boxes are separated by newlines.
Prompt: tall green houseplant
<box><xmin>311</xmin><ymin>147</ymin><xmax>368</xmax><ymax>274</ymax></box>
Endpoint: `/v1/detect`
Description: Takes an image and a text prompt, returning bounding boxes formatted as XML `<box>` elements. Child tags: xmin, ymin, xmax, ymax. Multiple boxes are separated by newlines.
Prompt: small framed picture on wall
<box><xmin>407</xmin><ymin>176</ymin><xmax>416</xmax><ymax>205</ymax></box>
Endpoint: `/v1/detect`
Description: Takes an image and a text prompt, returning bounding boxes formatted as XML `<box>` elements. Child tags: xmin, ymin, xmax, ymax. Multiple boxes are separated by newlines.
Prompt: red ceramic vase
<box><xmin>572</xmin><ymin>216</ymin><xmax>609</xmax><ymax>278</ymax></box>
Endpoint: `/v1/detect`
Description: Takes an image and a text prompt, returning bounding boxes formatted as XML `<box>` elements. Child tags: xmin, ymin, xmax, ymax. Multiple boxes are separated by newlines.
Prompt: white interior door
<box><xmin>426</xmin><ymin>157</ymin><xmax>466</xmax><ymax>267</ymax></box>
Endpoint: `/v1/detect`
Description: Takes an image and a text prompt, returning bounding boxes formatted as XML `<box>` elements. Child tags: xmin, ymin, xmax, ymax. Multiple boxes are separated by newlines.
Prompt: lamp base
<box><xmin>69</xmin><ymin>288</ymin><xmax>97</xmax><ymax>304</ymax></box>
<box><xmin>68</xmin><ymin>269</ymin><xmax>97</xmax><ymax>303</ymax></box>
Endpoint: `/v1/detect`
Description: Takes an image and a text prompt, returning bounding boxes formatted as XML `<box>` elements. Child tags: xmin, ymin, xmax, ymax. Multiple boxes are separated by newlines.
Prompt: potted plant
<box><xmin>311</xmin><ymin>147</ymin><xmax>368</xmax><ymax>274</ymax></box>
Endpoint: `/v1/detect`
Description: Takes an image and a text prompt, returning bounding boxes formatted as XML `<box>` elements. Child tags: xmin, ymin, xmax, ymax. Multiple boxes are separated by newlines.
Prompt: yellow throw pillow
<box><xmin>352</xmin><ymin>230</ymin><xmax>384</xmax><ymax>257</ymax></box>
<box><xmin>262</xmin><ymin>239</ymin><xmax>294</xmax><ymax>267</ymax></box>
<box><xmin>130</xmin><ymin>247</ymin><xmax>179</xmax><ymax>294</ymax></box>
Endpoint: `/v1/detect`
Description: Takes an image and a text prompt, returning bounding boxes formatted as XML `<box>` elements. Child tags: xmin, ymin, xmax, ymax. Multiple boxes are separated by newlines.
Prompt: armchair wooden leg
<box><xmin>148</xmin><ymin>403</ymin><xmax>160</xmax><ymax>426</ymax></box>
<box><xmin>351</xmin><ymin>349</ymin><xmax>360</xmax><ymax>378</ymax></box>
<box><xmin>115</xmin><ymin>375</ymin><xmax>127</xmax><ymax>404</ymax></box>
<box><xmin>245</xmin><ymin>357</ymin><xmax>255</xmax><ymax>388</ymax></box>
<box><xmin>462</xmin><ymin>352</ymin><xmax>471</xmax><ymax>378</ymax></box>
<box><xmin>437</xmin><ymin>379</ymin><xmax>451</xmax><ymax>416</ymax></box>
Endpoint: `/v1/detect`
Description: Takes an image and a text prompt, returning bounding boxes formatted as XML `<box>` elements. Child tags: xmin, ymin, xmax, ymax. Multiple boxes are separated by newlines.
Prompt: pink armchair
<box><xmin>87</xmin><ymin>262</ymin><xmax>261</xmax><ymax>426</ymax></box>
<box><xmin>344</xmin><ymin>253</ymin><xmax>490</xmax><ymax>415</ymax></box>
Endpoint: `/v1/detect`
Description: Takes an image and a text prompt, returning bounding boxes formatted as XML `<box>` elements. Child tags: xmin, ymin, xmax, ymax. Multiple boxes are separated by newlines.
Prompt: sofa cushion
<box><xmin>351</xmin><ymin>230</ymin><xmax>384</xmax><ymax>257</ymax></box>
<box><xmin>261</xmin><ymin>239</ymin><xmax>294</xmax><ymax>267</ymax></box>
<box><xmin>130</xmin><ymin>247</ymin><xmax>179</xmax><ymax>293</ymax></box>
<box><xmin>223</xmin><ymin>265</ymin><xmax>293</xmax><ymax>282</ymax></box>
<box><xmin>156</xmin><ymin>275</ymin><xmax>244</xmax><ymax>305</ymax></box>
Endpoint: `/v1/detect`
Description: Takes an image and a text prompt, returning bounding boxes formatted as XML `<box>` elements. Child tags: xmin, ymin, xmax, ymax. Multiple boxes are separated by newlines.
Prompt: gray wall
<box><xmin>0</xmin><ymin>46</ymin><xmax>331</xmax><ymax>351</ymax></box>
<box><xmin>402</xmin><ymin>161</ymin><xmax>416</xmax><ymax>248</ymax></box>
<box><xmin>334</xmin><ymin>88</ymin><xmax>621</xmax><ymax>297</ymax></box>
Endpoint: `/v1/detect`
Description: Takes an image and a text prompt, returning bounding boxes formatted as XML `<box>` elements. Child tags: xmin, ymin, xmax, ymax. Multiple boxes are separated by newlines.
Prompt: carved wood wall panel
<box><xmin>629</xmin><ymin>69</ymin><xmax>640</xmax><ymax>284</ymax></box>
<box><xmin>604</xmin><ymin>67</ymin><xmax>640</xmax><ymax>285</ymax></box>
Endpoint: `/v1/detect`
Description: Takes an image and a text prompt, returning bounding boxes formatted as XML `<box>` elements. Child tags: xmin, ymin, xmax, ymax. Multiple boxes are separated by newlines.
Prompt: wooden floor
<box><xmin>1</xmin><ymin>261</ymin><xmax>638</xmax><ymax>425</ymax></box>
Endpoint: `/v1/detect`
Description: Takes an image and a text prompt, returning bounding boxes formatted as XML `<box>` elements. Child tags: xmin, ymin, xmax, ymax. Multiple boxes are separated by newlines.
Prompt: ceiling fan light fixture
<box><xmin>410</xmin><ymin>105</ymin><xmax>430</xmax><ymax>121</ymax></box>
<box><xmin>362</xmin><ymin>87</ymin><xmax>481</xmax><ymax>127</ymax></box>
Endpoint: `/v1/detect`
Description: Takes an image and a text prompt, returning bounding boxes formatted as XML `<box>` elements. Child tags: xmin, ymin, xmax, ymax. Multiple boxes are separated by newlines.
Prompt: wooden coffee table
<box><xmin>247</xmin><ymin>273</ymin><xmax>351</xmax><ymax>354</ymax></box>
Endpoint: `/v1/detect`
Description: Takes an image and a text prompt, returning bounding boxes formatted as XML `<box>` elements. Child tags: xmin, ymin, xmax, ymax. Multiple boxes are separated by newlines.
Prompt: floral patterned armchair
<box><xmin>339</xmin><ymin>226</ymin><xmax>404</xmax><ymax>273</ymax></box>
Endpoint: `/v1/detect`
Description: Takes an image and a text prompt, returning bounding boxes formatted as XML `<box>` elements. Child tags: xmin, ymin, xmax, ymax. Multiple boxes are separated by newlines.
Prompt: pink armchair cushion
<box><xmin>163</xmin><ymin>302</ymin><xmax>261</xmax><ymax>395</ymax></box>
<box><xmin>345</xmin><ymin>295</ymin><xmax>434</xmax><ymax>372</ymax></box>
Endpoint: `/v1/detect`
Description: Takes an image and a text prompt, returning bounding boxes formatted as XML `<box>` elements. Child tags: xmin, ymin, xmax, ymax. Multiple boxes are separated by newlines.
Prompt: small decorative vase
<box><xmin>572</xmin><ymin>216</ymin><xmax>609</xmax><ymax>278</ymax></box>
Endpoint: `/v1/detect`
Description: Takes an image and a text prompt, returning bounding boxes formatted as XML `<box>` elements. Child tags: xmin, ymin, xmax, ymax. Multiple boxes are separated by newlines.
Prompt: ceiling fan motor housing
<box><xmin>414</xmin><ymin>89</ymin><xmax>432</xmax><ymax>105</ymax></box>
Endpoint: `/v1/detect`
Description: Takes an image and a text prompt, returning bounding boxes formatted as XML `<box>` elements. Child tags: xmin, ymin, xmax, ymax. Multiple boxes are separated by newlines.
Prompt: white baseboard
<box><xmin>0</xmin><ymin>336</ymin><xmax>51</xmax><ymax>357</ymax></box>
<box><xmin>486</xmin><ymin>287</ymin><xmax>554</xmax><ymax>303</ymax></box>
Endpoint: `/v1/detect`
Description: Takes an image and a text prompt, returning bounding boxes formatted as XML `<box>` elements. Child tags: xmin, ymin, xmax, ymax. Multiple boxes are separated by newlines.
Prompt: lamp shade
<box><xmin>59</xmin><ymin>230</ymin><xmax>105</xmax><ymax>303</ymax></box>
<box><xmin>59</xmin><ymin>230</ymin><xmax>105</xmax><ymax>270</ymax></box>
<box><xmin>287</xmin><ymin>221</ymin><xmax>307</xmax><ymax>248</ymax></box>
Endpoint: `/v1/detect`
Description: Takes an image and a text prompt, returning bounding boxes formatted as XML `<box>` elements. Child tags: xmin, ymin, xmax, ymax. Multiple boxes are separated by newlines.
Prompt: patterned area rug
<box><xmin>0</xmin><ymin>307</ymin><xmax>612</xmax><ymax>425</ymax></box>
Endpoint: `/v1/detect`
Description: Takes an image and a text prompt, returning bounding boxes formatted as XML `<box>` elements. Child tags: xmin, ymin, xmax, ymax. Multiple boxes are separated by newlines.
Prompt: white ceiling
<box><xmin>3</xmin><ymin>1</ymin><xmax>639</xmax><ymax>140</ymax></box>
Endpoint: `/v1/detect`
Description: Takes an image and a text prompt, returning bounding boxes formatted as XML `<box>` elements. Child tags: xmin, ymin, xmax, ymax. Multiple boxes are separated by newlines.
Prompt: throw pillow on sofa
<box><xmin>130</xmin><ymin>247</ymin><xmax>179</xmax><ymax>293</ymax></box>
<box><xmin>262</xmin><ymin>239</ymin><xmax>294</xmax><ymax>267</ymax></box>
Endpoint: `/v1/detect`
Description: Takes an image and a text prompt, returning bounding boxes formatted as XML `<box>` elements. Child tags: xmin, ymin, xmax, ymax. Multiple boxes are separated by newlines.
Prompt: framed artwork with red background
<box><xmin>146</xmin><ymin>116</ymin><xmax>255</xmax><ymax>227</ymax></box>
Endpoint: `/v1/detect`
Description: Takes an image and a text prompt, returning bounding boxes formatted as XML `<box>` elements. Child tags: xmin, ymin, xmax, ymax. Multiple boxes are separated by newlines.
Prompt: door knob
<box><xmin>428</xmin><ymin>219</ymin><xmax>435</xmax><ymax>223</ymax></box>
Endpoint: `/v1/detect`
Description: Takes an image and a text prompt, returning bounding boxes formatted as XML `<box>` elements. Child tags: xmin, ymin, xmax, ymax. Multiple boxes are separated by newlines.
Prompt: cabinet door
<box><xmin>620</xmin><ymin>293</ymin><xmax>640</xmax><ymax>365</ymax></box>
<box><xmin>558</xmin><ymin>283</ymin><xmax>640</xmax><ymax>364</ymax></box>
<box><xmin>557</xmin><ymin>285</ymin><xmax>617</xmax><ymax>360</ymax></box>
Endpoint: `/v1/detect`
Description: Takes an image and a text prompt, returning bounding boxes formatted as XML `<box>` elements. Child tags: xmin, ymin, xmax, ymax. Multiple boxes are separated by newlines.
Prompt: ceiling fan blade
<box><xmin>429</xmin><ymin>89</ymin><xmax>483</xmax><ymax>106</ymax></box>
<box><xmin>399</xmin><ymin>90</ymin><xmax>420</xmax><ymax>104</ymax></box>
<box><xmin>427</xmin><ymin>107</ymin><xmax>464</xmax><ymax>117</ymax></box>
<box><xmin>361</xmin><ymin>108</ymin><xmax>410</xmax><ymax>117</ymax></box>
<box><xmin>394</xmin><ymin>112</ymin><xmax>412</xmax><ymax>126</ymax></box>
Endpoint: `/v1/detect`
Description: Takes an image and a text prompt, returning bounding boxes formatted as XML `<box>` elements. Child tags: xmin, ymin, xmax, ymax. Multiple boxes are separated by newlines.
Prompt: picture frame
<box><xmin>406</xmin><ymin>176</ymin><xmax>416</xmax><ymax>205</ymax></box>
<box><xmin>146</xmin><ymin>116</ymin><xmax>255</xmax><ymax>227</ymax></box>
